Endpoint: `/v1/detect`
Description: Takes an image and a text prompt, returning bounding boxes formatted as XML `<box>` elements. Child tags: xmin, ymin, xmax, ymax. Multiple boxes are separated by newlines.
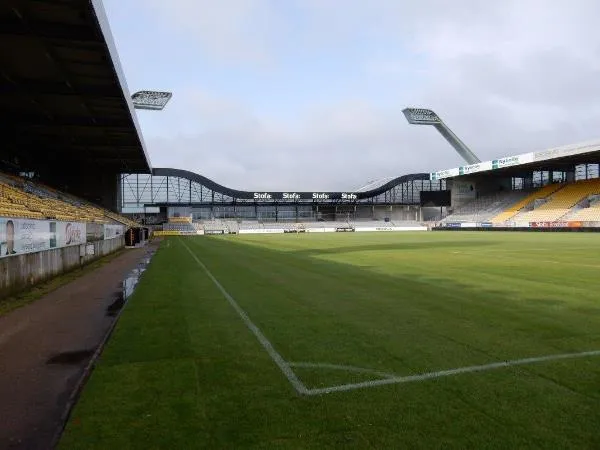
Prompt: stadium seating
<box><xmin>202</xmin><ymin>220</ymin><xmax>228</xmax><ymax>233</ymax></box>
<box><xmin>568</xmin><ymin>201</ymin><xmax>600</xmax><ymax>222</ymax></box>
<box><xmin>0</xmin><ymin>173</ymin><xmax>137</xmax><ymax>227</ymax></box>
<box><xmin>515</xmin><ymin>179</ymin><xmax>600</xmax><ymax>223</ymax></box>
<box><xmin>491</xmin><ymin>184</ymin><xmax>564</xmax><ymax>223</ymax></box>
<box><xmin>168</xmin><ymin>216</ymin><xmax>192</xmax><ymax>224</ymax></box>
<box><xmin>163</xmin><ymin>222</ymin><xmax>197</xmax><ymax>233</ymax></box>
<box><xmin>239</xmin><ymin>221</ymin><xmax>263</xmax><ymax>230</ymax></box>
<box><xmin>443</xmin><ymin>191</ymin><xmax>530</xmax><ymax>223</ymax></box>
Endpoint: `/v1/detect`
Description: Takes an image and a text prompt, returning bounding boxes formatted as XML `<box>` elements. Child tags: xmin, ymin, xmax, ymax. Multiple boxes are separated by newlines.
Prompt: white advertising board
<box><xmin>104</xmin><ymin>224</ymin><xmax>125</xmax><ymax>240</ymax></box>
<box><xmin>305</xmin><ymin>228</ymin><xmax>336</xmax><ymax>233</ymax></box>
<box><xmin>0</xmin><ymin>218</ymin><xmax>87</xmax><ymax>258</ymax></box>
<box><xmin>430</xmin><ymin>168</ymin><xmax>460</xmax><ymax>181</ymax></box>
<box><xmin>457</xmin><ymin>162</ymin><xmax>493</xmax><ymax>176</ymax></box>
<box><xmin>354</xmin><ymin>226</ymin><xmax>428</xmax><ymax>232</ymax></box>
<box><xmin>533</xmin><ymin>140</ymin><xmax>600</xmax><ymax>162</ymax></box>
<box><xmin>239</xmin><ymin>229</ymin><xmax>285</xmax><ymax>234</ymax></box>
<box><xmin>237</xmin><ymin>226</ymin><xmax>428</xmax><ymax>234</ymax></box>
<box><xmin>57</xmin><ymin>222</ymin><xmax>86</xmax><ymax>247</ymax></box>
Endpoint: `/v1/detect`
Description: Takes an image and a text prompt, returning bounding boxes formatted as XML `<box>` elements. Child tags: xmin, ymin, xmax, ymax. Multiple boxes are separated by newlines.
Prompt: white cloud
<box><xmin>140</xmin><ymin>0</ymin><xmax>283</xmax><ymax>66</ymax></box>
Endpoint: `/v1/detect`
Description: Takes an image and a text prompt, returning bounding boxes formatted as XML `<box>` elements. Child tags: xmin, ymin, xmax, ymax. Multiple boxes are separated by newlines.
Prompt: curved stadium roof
<box><xmin>354</xmin><ymin>177</ymin><xmax>398</xmax><ymax>193</ymax></box>
<box><xmin>151</xmin><ymin>168</ymin><xmax>432</xmax><ymax>201</ymax></box>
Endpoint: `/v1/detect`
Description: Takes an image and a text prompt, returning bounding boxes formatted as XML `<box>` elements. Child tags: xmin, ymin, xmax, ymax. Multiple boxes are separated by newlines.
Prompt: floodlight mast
<box><xmin>402</xmin><ymin>107</ymin><xmax>481</xmax><ymax>165</ymax></box>
<box><xmin>132</xmin><ymin>90</ymin><xmax>173</xmax><ymax>111</ymax></box>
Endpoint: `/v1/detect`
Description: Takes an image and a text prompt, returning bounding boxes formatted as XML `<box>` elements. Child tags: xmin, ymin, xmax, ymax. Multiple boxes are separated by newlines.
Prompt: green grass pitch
<box><xmin>59</xmin><ymin>232</ymin><xmax>600</xmax><ymax>449</ymax></box>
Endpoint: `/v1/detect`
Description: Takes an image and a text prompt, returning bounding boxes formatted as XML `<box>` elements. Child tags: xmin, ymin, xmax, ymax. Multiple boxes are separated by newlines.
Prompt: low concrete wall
<box><xmin>0</xmin><ymin>237</ymin><xmax>125</xmax><ymax>299</ymax></box>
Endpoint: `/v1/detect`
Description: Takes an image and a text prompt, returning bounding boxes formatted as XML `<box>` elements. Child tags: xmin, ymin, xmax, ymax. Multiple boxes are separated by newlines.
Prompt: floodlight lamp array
<box><xmin>131</xmin><ymin>91</ymin><xmax>173</xmax><ymax>110</ymax></box>
<box><xmin>402</xmin><ymin>107</ymin><xmax>442</xmax><ymax>125</ymax></box>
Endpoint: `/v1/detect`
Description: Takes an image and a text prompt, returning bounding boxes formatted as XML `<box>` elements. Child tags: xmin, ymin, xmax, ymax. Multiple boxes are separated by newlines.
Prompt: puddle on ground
<box><xmin>46</xmin><ymin>349</ymin><xmax>95</xmax><ymax>365</ymax></box>
<box><xmin>122</xmin><ymin>250</ymin><xmax>156</xmax><ymax>300</ymax></box>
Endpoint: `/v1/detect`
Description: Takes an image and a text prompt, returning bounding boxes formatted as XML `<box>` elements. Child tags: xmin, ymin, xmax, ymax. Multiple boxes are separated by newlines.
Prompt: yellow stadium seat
<box><xmin>492</xmin><ymin>183</ymin><xmax>563</xmax><ymax>223</ymax></box>
<box><xmin>516</xmin><ymin>179</ymin><xmax>600</xmax><ymax>223</ymax></box>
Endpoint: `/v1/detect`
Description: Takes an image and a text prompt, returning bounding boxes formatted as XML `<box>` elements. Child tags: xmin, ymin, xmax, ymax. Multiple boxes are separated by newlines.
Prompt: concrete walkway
<box><xmin>0</xmin><ymin>244</ymin><xmax>158</xmax><ymax>450</ymax></box>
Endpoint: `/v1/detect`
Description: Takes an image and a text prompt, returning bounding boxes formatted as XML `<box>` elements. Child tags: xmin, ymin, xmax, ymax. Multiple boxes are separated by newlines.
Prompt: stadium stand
<box><xmin>161</xmin><ymin>216</ymin><xmax>198</xmax><ymax>233</ymax></box>
<box><xmin>0</xmin><ymin>172</ymin><xmax>136</xmax><ymax>227</ymax></box>
<box><xmin>202</xmin><ymin>220</ymin><xmax>228</xmax><ymax>233</ymax></box>
<box><xmin>239</xmin><ymin>221</ymin><xmax>263</xmax><ymax>230</ymax></box>
<box><xmin>162</xmin><ymin>223</ymin><xmax>195</xmax><ymax>232</ymax></box>
<box><xmin>168</xmin><ymin>216</ymin><xmax>192</xmax><ymax>224</ymax></box>
<box><xmin>491</xmin><ymin>184</ymin><xmax>564</xmax><ymax>224</ymax></box>
<box><xmin>443</xmin><ymin>191</ymin><xmax>530</xmax><ymax>223</ymax></box>
<box><xmin>513</xmin><ymin>179</ymin><xmax>600</xmax><ymax>223</ymax></box>
<box><xmin>568</xmin><ymin>197</ymin><xmax>600</xmax><ymax>221</ymax></box>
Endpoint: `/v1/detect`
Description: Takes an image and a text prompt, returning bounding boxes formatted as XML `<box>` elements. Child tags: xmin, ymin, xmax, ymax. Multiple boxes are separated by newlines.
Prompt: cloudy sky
<box><xmin>103</xmin><ymin>0</ymin><xmax>600</xmax><ymax>191</ymax></box>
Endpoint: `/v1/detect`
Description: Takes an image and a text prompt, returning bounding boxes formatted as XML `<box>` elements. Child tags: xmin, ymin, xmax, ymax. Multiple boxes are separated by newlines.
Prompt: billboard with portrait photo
<box><xmin>0</xmin><ymin>218</ymin><xmax>51</xmax><ymax>256</ymax></box>
<box><xmin>0</xmin><ymin>218</ymin><xmax>87</xmax><ymax>258</ymax></box>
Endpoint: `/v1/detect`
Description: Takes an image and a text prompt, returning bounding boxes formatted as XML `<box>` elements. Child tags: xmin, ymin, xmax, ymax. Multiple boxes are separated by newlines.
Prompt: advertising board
<box><xmin>104</xmin><ymin>224</ymin><xmax>125</xmax><ymax>240</ymax></box>
<box><xmin>530</xmin><ymin>222</ymin><xmax>568</xmax><ymax>228</ymax></box>
<box><xmin>354</xmin><ymin>226</ymin><xmax>428</xmax><ymax>232</ymax></box>
<box><xmin>458</xmin><ymin>162</ymin><xmax>493</xmax><ymax>176</ymax></box>
<box><xmin>533</xmin><ymin>141</ymin><xmax>600</xmax><ymax>162</ymax></box>
<box><xmin>445</xmin><ymin>223</ymin><xmax>462</xmax><ymax>228</ymax></box>
<box><xmin>0</xmin><ymin>218</ymin><xmax>87</xmax><ymax>258</ymax></box>
<box><xmin>239</xmin><ymin>229</ymin><xmax>284</xmax><ymax>234</ymax></box>
<box><xmin>235</xmin><ymin>226</ymin><xmax>429</xmax><ymax>234</ymax></box>
<box><xmin>530</xmin><ymin>221</ymin><xmax>583</xmax><ymax>228</ymax></box>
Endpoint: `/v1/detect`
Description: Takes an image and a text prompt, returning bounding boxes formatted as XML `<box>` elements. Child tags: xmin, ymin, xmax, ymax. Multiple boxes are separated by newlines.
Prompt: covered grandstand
<box><xmin>428</xmin><ymin>140</ymin><xmax>600</xmax><ymax>228</ymax></box>
<box><xmin>0</xmin><ymin>0</ymin><xmax>150</xmax><ymax>296</ymax></box>
<box><xmin>0</xmin><ymin>2</ymin><xmax>159</xmax><ymax>449</ymax></box>
<box><xmin>0</xmin><ymin>0</ymin><xmax>150</xmax><ymax>209</ymax></box>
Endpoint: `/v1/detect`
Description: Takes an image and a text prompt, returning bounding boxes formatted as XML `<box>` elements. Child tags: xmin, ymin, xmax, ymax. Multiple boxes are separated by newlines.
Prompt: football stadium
<box><xmin>1</xmin><ymin>1</ymin><xmax>600</xmax><ymax>449</ymax></box>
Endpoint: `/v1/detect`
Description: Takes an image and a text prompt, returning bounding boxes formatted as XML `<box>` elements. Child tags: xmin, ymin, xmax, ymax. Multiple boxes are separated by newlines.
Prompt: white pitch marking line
<box><xmin>288</xmin><ymin>362</ymin><xmax>398</xmax><ymax>380</ymax></box>
<box><xmin>180</xmin><ymin>238</ymin><xmax>309</xmax><ymax>395</ymax></box>
<box><xmin>305</xmin><ymin>350</ymin><xmax>600</xmax><ymax>396</ymax></box>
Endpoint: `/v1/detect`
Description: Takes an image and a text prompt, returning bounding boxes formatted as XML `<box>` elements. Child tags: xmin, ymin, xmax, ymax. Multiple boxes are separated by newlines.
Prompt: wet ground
<box><xmin>0</xmin><ymin>243</ymin><xmax>158</xmax><ymax>450</ymax></box>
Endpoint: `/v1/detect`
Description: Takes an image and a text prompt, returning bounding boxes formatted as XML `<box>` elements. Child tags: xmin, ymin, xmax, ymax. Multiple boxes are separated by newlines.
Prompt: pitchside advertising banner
<box><xmin>0</xmin><ymin>218</ymin><xmax>86</xmax><ymax>258</ymax></box>
<box><xmin>530</xmin><ymin>221</ymin><xmax>583</xmax><ymax>228</ymax></box>
<box><xmin>0</xmin><ymin>218</ymin><xmax>126</xmax><ymax>258</ymax></box>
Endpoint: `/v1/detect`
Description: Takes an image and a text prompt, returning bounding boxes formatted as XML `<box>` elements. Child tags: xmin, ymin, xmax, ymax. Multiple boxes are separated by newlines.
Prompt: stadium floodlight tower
<box><xmin>402</xmin><ymin>107</ymin><xmax>481</xmax><ymax>165</ymax></box>
<box><xmin>131</xmin><ymin>91</ymin><xmax>173</xmax><ymax>111</ymax></box>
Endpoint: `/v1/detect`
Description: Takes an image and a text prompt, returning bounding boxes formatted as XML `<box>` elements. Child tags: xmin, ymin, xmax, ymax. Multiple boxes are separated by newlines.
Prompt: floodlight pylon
<box><xmin>402</xmin><ymin>107</ymin><xmax>481</xmax><ymax>165</ymax></box>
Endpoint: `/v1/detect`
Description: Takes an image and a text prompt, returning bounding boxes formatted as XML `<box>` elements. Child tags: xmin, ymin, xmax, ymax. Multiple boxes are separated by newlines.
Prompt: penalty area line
<box><xmin>305</xmin><ymin>349</ymin><xmax>600</xmax><ymax>396</ymax></box>
<box><xmin>179</xmin><ymin>238</ymin><xmax>309</xmax><ymax>395</ymax></box>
